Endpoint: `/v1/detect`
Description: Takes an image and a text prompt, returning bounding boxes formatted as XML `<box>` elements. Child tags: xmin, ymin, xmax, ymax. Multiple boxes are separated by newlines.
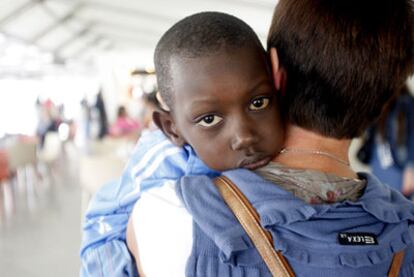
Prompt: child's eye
<box><xmin>249</xmin><ymin>97</ymin><xmax>270</xmax><ymax>111</ymax></box>
<box><xmin>196</xmin><ymin>115</ymin><xmax>223</xmax><ymax>127</ymax></box>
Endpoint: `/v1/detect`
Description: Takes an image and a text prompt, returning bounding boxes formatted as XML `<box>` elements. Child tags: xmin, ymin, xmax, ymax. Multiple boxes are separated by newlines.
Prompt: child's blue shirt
<box><xmin>80</xmin><ymin>130</ymin><xmax>219</xmax><ymax>276</ymax></box>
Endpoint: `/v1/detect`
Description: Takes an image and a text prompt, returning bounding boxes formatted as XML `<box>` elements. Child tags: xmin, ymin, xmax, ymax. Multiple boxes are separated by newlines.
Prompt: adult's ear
<box><xmin>152</xmin><ymin>110</ymin><xmax>185</xmax><ymax>146</ymax></box>
<box><xmin>269</xmin><ymin>48</ymin><xmax>286</xmax><ymax>93</ymax></box>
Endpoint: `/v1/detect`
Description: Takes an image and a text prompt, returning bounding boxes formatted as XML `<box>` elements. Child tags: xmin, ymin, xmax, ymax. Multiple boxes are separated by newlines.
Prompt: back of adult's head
<box><xmin>154</xmin><ymin>11</ymin><xmax>264</xmax><ymax>109</ymax></box>
<box><xmin>268</xmin><ymin>0</ymin><xmax>414</xmax><ymax>139</ymax></box>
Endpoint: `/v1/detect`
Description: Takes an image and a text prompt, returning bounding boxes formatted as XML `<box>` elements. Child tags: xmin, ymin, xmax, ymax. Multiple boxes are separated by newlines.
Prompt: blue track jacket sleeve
<box><xmin>80</xmin><ymin>130</ymin><xmax>218</xmax><ymax>276</ymax></box>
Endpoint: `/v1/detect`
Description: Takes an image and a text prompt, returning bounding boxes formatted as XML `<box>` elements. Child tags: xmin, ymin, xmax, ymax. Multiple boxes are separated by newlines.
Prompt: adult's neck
<box><xmin>273</xmin><ymin>125</ymin><xmax>357</xmax><ymax>178</ymax></box>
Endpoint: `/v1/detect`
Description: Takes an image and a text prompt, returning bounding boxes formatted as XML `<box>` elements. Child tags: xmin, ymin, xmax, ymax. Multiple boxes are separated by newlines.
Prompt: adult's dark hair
<box><xmin>268</xmin><ymin>0</ymin><xmax>414</xmax><ymax>139</ymax></box>
<box><xmin>154</xmin><ymin>11</ymin><xmax>264</xmax><ymax>109</ymax></box>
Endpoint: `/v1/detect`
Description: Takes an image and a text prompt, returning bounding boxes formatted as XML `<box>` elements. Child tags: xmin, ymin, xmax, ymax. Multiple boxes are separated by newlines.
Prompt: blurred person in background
<box><xmin>360</xmin><ymin>84</ymin><xmax>414</xmax><ymax>197</ymax></box>
<box><xmin>109</xmin><ymin>105</ymin><xmax>141</xmax><ymax>140</ymax></box>
<box><xmin>140</xmin><ymin>91</ymin><xmax>160</xmax><ymax>133</ymax></box>
<box><xmin>35</xmin><ymin>98</ymin><xmax>61</xmax><ymax>149</ymax></box>
<box><xmin>95</xmin><ymin>90</ymin><xmax>108</xmax><ymax>139</ymax></box>
<box><xmin>80</xmin><ymin>96</ymin><xmax>92</xmax><ymax>141</ymax></box>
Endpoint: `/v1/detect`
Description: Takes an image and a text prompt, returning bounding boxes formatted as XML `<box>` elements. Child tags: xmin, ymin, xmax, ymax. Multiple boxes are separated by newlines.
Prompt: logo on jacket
<box><xmin>338</xmin><ymin>232</ymin><xmax>378</xmax><ymax>245</ymax></box>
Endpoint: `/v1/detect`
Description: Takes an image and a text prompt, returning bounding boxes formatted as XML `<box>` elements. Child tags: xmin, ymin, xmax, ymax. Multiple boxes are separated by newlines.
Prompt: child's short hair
<box><xmin>154</xmin><ymin>12</ymin><xmax>264</xmax><ymax>109</ymax></box>
<box><xmin>268</xmin><ymin>0</ymin><xmax>414</xmax><ymax>139</ymax></box>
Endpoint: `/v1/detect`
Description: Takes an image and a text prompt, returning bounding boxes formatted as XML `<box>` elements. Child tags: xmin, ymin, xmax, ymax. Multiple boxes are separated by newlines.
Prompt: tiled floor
<box><xmin>0</xmin><ymin>144</ymin><xmax>81</xmax><ymax>277</ymax></box>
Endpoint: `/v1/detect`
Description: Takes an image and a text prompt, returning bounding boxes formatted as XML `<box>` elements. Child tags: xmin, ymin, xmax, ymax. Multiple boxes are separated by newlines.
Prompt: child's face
<box><xmin>169</xmin><ymin>45</ymin><xmax>284</xmax><ymax>171</ymax></box>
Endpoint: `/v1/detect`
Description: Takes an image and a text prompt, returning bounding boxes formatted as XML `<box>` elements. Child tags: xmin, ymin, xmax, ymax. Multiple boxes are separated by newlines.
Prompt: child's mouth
<box><xmin>240</xmin><ymin>156</ymin><xmax>272</xmax><ymax>170</ymax></box>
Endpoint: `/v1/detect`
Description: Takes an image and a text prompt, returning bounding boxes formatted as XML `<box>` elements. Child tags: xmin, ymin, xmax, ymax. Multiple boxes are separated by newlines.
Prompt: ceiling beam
<box><xmin>30</xmin><ymin>2</ymin><xmax>85</xmax><ymax>43</ymax></box>
<box><xmin>208</xmin><ymin>0</ymin><xmax>275</xmax><ymax>10</ymax></box>
<box><xmin>52</xmin><ymin>24</ymin><xmax>93</xmax><ymax>54</ymax></box>
<box><xmin>91</xmin><ymin>21</ymin><xmax>160</xmax><ymax>40</ymax></box>
<box><xmin>0</xmin><ymin>0</ymin><xmax>42</xmax><ymax>27</ymax></box>
<box><xmin>63</xmin><ymin>36</ymin><xmax>103</xmax><ymax>60</ymax></box>
<box><xmin>85</xmin><ymin>0</ymin><xmax>176</xmax><ymax>25</ymax></box>
<box><xmin>95</xmin><ymin>34</ymin><xmax>155</xmax><ymax>47</ymax></box>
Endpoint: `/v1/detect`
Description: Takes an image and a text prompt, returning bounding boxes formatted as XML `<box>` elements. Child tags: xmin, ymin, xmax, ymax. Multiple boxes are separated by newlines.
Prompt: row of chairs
<box><xmin>0</xmin><ymin>132</ymin><xmax>132</xmax><ymax>226</ymax></box>
<box><xmin>0</xmin><ymin>132</ymin><xmax>62</xmax><ymax>223</ymax></box>
<box><xmin>5</xmin><ymin>132</ymin><xmax>61</xmax><ymax>172</ymax></box>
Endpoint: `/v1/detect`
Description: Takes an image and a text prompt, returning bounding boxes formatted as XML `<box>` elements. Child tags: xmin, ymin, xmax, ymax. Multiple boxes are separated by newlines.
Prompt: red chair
<box><xmin>0</xmin><ymin>150</ymin><xmax>9</xmax><ymax>181</ymax></box>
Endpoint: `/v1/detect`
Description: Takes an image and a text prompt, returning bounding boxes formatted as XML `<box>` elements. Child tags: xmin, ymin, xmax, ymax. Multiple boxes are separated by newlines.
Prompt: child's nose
<box><xmin>230</xmin><ymin>125</ymin><xmax>258</xmax><ymax>151</ymax></box>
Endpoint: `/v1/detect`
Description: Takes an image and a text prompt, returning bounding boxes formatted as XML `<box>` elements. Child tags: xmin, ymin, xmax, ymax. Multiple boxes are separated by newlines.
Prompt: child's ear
<box><xmin>152</xmin><ymin>110</ymin><xmax>186</xmax><ymax>147</ymax></box>
<box><xmin>269</xmin><ymin>48</ymin><xmax>286</xmax><ymax>93</ymax></box>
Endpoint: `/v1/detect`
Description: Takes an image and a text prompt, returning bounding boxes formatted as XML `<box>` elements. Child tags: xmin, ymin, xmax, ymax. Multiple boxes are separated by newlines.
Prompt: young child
<box><xmin>151</xmin><ymin>12</ymin><xmax>284</xmax><ymax>172</ymax></box>
<box><xmin>80</xmin><ymin>12</ymin><xmax>284</xmax><ymax>276</ymax></box>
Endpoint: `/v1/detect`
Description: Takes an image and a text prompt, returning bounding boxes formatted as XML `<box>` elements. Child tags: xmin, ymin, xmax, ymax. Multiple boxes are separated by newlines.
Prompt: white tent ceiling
<box><xmin>0</xmin><ymin>0</ymin><xmax>277</xmax><ymax>65</ymax></box>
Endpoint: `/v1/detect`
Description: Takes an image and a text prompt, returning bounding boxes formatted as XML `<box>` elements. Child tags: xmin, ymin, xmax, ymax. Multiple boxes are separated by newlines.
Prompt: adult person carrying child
<box><xmin>127</xmin><ymin>0</ymin><xmax>414</xmax><ymax>276</ymax></box>
<box><xmin>81</xmin><ymin>0</ymin><xmax>414</xmax><ymax>276</ymax></box>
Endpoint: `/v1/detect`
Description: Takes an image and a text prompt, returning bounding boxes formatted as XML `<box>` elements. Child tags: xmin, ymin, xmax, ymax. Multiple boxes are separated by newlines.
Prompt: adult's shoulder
<box><xmin>357</xmin><ymin>172</ymin><xmax>414</xmax><ymax>222</ymax></box>
<box><xmin>177</xmin><ymin>169</ymin><xmax>294</xmax><ymax>202</ymax></box>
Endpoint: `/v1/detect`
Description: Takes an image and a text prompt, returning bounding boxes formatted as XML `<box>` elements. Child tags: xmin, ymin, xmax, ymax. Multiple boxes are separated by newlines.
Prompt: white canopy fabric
<box><xmin>0</xmin><ymin>0</ymin><xmax>277</xmax><ymax>63</ymax></box>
